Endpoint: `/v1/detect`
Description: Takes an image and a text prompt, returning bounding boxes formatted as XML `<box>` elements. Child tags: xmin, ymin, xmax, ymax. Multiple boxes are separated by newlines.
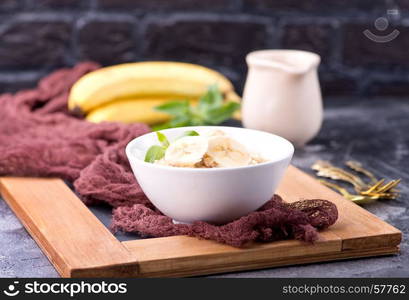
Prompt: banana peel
<box><xmin>86</xmin><ymin>98</ymin><xmax>198</xmax><ymax>125</ymax></box>
<box><xmin>86</xmin><ymin>92</ymin><xmax>242</xmax><ymax>125</ymax></box>
<box><xmin>69</xmin><ymin>61</ymin><xmax>235</xmax><ymax>114</ymax></box>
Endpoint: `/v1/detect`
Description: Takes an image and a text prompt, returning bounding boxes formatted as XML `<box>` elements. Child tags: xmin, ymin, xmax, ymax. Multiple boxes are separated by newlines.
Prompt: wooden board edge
<box><xmin>136</xmin><ymin>246</ymin><xmax>400</xmax><ymax>278</ymax></box>
<box><xmin>342</xmin><ymin>232</ymin><xmax>402</xmax><ymax>251</ymax></box>
<box><xmin>0</xmin><ymin>179</ymin><xmax>72</xmax><ymax>277</ymax></box>
<box><xmin>70</xmin><ymin>261</ymin><xmax>140</xmax><ymax>278</ymax></box>
<box><xmin>0</xmin><ymin>177</ymin><xmax>140</xmax><ymax>278</ymax></box>
<box><xmin>123</xmin><ymin>236</ymin><xmax>342</xmax><ymax>277</ymax></box>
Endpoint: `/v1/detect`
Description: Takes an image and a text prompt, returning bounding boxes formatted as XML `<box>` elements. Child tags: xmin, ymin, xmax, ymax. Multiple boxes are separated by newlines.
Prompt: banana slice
<box><xmin>207</xmin><ymin>136</ymin><xmax>251</xmax><ymax>168</ymax></box>
<box><xmin>165</xmin><ymin>136</ymin><xmax>208</xmax><ymax>167</ymax></box>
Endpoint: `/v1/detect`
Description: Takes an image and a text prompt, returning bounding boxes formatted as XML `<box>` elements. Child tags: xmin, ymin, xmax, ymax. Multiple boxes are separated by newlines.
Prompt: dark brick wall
<box><xmin>1</xmin><ymin>0</ymin><xmax>409</xmax><ymax>98</ymax></box>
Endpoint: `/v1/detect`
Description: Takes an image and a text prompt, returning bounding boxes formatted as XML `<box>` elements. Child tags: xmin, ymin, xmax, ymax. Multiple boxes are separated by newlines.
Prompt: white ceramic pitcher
<box><xmin>242</xmin><ymin>50</ymin><xmax>323</xmax><ymax>148</ymax></box>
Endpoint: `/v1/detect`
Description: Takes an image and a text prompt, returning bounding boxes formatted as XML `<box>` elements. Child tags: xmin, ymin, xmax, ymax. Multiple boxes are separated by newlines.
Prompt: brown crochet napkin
<box><xmin>0</xmin><ymin>63</ymin><xmax>338</xmax><ymax>247</ymax></box>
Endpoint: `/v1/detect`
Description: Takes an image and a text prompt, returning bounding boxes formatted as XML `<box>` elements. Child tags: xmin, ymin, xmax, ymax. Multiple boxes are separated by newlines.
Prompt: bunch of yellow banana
<box><xmin>68</xmin><ymin>62</ymin><xmax>241</xmax><ymax>125</ymax></box>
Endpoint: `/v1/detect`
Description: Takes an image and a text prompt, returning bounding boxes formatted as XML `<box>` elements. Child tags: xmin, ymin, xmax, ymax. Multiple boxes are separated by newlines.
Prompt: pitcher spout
<box><xmin>246</xmin><ymin>49</ymin><xmax>321</xmax><ymax>75</ymax></box>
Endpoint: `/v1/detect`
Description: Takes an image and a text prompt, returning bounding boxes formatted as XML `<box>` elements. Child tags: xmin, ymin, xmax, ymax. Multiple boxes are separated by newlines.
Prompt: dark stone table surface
<box><xmin>1</xmin><ymin>98</ymin><xmax>408</xmax><ymax>277</ymax></box>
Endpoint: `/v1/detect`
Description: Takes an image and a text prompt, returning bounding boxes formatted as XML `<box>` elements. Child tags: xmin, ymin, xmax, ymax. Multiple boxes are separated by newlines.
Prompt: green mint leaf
<box><xmin>152</xmin><ymin>123</ymin><xmax>172</xmax><ymax>131</ymax></box>
<box><xmin>152</xmin><ymin>115</ymin><xmax>191</xmax><ymax>131</ymax></box>
<box><xmin>198</xmin><ymin>84</ymin><xmax>223</xmax><ymax>114</ymax></box>
<box><xmin>156</xmin><ymin>131</ymin><xmax>170</xmax><ymax>148</ymax></box>
<box><xmin>204</xmin><ymin>101</ymin><xmax>241</xmax><ymax>125</ymax></box>
<box><xmin>144</xmin><ymin>145</ymin><xmax>165</xmax><ymax>163</ymax></box>
<box><xmin>208</xmin><ymin>84</ymin><xmax>223</xmax><ymax>107</ymax></box>
<box><xmin>178</xmin><ymin>130</ymin><xmax>199</xmax><ymax>139</ymax></box>
<box><xmin>168</xmin><ymin>115</ymin><xmax>192</xmax><ymax>127</ymax></box>
<box><xmin>152</xmin><ymin>85</ymin><xmax>239</xmax><ymax>129</ymax></box>
<box><xmin>154</xmin><ymin>100</ymin><xmax>189</xmax><ymax>116</ymax></box>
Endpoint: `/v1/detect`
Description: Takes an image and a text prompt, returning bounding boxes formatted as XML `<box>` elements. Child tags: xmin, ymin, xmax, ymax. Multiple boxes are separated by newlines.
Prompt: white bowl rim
<box><xmin>125</xmin><ymin>126</ymin><xmax>294</xmax><ymax>173</ymax></box>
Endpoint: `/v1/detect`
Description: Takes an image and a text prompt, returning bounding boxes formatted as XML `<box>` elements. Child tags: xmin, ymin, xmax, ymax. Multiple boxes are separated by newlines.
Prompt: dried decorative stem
<box><xmin>345</xmin><ymin>160</ymin><xmax>378</xmax><ymax>184</ymax></box>
<box><xmin>312</xmin><ymin>160</ymin><xmax>401</xmax><ymax>204</ymax></box>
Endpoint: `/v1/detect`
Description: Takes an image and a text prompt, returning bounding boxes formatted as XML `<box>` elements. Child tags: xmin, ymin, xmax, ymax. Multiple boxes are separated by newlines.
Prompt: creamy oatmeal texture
<box><xmin>154</xmin><ymin>130</ymin><xmax>266</xmax><ymax>168</ymax></box>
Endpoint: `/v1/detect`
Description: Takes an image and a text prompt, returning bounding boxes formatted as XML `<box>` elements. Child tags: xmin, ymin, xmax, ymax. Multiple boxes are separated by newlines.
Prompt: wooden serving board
<box><xmin>0</xmin><ymin>166</ymin><xmax>401</xmax><ymax>277</ymax></box>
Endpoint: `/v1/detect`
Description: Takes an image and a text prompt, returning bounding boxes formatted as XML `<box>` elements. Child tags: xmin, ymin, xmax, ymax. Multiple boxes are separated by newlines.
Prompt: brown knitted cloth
<box><xmin>0</xmin><ymin>63</ymin><xmax>338</xmax><ymax>247</ymax></box>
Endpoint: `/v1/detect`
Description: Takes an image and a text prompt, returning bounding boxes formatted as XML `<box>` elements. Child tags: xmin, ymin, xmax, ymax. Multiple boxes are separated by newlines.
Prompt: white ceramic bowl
<box><xmin>125</xmin><ymin>126</ymin><xmax>294</xmax><ymax>224</ymax></box>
